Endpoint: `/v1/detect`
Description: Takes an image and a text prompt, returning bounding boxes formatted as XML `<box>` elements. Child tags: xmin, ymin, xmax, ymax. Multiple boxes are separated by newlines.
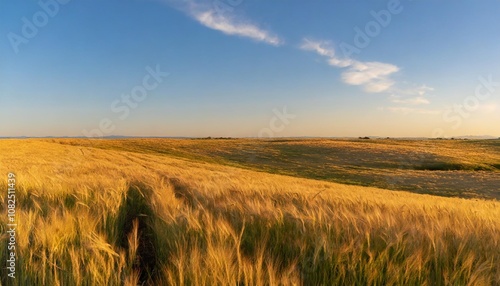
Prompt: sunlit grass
<box><xmin>51</xmin><ymin>138</ymin><xmax>500</xmax><ymax>199</ymax></box>
<box><xmin>0</xmin><ymin>139</ymin><xmax>499</xmax><ymax>285</ymax></box>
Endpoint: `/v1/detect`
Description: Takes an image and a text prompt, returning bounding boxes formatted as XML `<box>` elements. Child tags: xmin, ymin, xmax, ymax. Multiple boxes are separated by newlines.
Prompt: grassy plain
<box><xmin>55</xmin><ymin>138</ymin><xmax>500</xmax><ymax>199</ymax></box>
<box><xmin>0</xmin><ymin>139</ymin><xmax>499</xmax><ymax>285</ymax></box>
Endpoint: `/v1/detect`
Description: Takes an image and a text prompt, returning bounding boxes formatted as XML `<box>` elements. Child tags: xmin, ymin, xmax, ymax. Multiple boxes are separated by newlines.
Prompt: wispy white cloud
<box><xmin>389</xmin><ymin>95</ymin><xmax>430</xmax><ymax>105</ymax></box>
<box><xmin>388</xmin><ymin>85</ymin><xmax>434</xmax><ymax>105</ymax></box>
<box><xmin>300</xmin><ymin>39</ymin><xmax>352</xmax><ymax>67</ymax></box>
<box><xmin>393</xmin><ymin>97</ymin><xmax>430</xmax><ymax>105</ymax></box>
<box><xmin>384</xmin><ymin>107</ymin><xmax>441</xmax><ymax>115</ymax></box>
<box><xmin>300</xmin><ymin>39</ymin><xmax>398</xmax><ymax>93</ymax></box>
<box><xmin>300</xmin><ymin>38</ymin><xmax>434</xmax><ymax>106</ymax></box>
<box><xmin>342</xmin><ymin>61</ymin><xmax>399</xmax><ymax>93</ymax></box>
<box><xmin>300</xmin><ymin>39</ymin><xmax>335</xmax><ymax>58</ymax></box>
<box><xmin>169</xmin><ymin>0</ymin><xmax>282</xmax><ymax>46</ymax></box>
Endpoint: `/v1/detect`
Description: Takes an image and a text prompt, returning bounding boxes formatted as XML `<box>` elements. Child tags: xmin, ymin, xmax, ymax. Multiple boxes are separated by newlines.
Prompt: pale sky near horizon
<box><xmin>1</xmin><ymin>0</ymin><xmax>499</xmax><ymax>138</ymax></box>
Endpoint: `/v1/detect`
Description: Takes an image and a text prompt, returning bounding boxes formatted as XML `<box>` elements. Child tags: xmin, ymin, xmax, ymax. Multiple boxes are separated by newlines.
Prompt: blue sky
<box><xmin>1</xmin><ymin>0</ymin><xmax>499</xmax><ymax>137</ymax></box>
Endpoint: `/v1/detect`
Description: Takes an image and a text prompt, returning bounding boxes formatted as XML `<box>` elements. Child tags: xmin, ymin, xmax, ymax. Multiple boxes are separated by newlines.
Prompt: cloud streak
<box><xmin>390</xmin><ymin>96</ymin><xmax>430</xmax><ymax>105</ymax></box>
<box><xmin>389</xmin><ymin>85</ymin><xmax>434</xmax><ymax>105</ymax></box>
<box><xmin>171</xmin><ymin>0</ymin><xmax>282</xmax><ymax>46</ymax></box>
<box><xmin>300</xmin><ymin>38</ymin><xmax>434</xmax><ymax>107</ymax></box>
<box><xmin>300</xmin><ymin>39</ymin><xmax>399</xmax><ymax>93</ymax></box>
<box><xmin>342</xmin><ymin>61</ymin><xmax>399</xmax><ymax>93</ymax></box>
<box><xmin>384</xmin><ymin>107</ymin><xmax>441</xmax><ymax>115</ymax></box>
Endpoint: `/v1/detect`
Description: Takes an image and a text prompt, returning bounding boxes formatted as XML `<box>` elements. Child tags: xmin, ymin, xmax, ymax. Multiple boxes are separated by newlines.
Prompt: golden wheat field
<box><xmin>0</xmin><ymin>139</ymin><xmax>499</xmax><ymax>285</ymax></box>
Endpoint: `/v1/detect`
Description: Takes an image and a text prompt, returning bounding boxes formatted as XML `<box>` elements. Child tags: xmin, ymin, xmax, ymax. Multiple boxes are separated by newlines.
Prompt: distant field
<box><xmin>52</xmin><ymin>138</ymin><xmax>500</xmax><ymax>200</ymax></box>
<box><xmin>0</xmin><ymin>139</ymin><xmax>499</xmax><ymax>285</ymax></box>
